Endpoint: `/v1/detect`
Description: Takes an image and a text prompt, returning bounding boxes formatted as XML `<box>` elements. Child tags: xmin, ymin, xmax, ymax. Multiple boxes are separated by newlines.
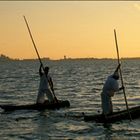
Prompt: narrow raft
<box><xmin>0</xmin><ymin>100</ymin><xmax>70</xmax><ymax>111</ymax></box>
<box><xmin>84</xmin><ymin>106</ymin><xmax>140</xmax><ymax>123</ymax></box>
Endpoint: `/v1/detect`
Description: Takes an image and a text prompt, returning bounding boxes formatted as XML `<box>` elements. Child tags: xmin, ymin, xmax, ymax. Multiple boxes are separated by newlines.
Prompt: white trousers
<box><xmin>101</xmin><ymin>92</ymin><xmax>113</xmax><ymax>115</ymax></box>
<box><xmin>36</xmin><ymin>89</ymin><xmax>54</xmax><ymax>103</ymax></box>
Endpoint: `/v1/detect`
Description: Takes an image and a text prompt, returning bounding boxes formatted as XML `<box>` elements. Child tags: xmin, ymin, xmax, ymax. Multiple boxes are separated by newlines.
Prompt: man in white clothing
<box><xmin>101</xmin><ymin>64</ymin><xmax>124</xmax><ymax>115</ymax></box>
<box><xmin>36</xmin><ymin>64</ymin><xmax>55</xmax><ymax>104</ymax></box>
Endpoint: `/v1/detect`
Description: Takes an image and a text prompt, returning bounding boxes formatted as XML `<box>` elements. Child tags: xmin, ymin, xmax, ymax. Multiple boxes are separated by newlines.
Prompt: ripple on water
<box><xmin>0</xmin><ymin>60</ymin><xmax>140</xmax><ymax>139</ymax></box>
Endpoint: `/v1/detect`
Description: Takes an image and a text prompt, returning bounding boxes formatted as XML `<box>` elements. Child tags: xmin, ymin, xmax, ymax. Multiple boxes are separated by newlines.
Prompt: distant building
<box><xmin>42</xmin><ymin>57</ymin><xmax>50</xmax><ymax>60</ymax></box>
<box><xmin>64</xmin><ymin>55</ymin><xmax>67</xmax><ymax>60</ymax></box>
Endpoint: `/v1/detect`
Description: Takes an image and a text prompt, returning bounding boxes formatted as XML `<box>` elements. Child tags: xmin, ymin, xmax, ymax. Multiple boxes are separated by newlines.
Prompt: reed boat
<box><xmin>84</xmin><ymin>106</ymin><xmax>140</xmax><ymax>123</ymax></box>
<box><xmin>0</xmin><ymin>100</ymin><xmax>70</xmax><ymax>111</ymax></box>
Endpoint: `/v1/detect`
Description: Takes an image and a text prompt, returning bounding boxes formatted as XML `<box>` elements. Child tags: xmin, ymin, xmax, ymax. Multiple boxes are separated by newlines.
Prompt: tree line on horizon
<box><xmin>0</xmin><ymin>54</ymin><xmax>140</xmax><ymax>61</ymax></box>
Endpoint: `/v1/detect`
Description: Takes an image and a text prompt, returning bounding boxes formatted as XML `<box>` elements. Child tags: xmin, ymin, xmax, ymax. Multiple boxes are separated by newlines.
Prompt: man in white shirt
<box><xmin>36</xmin><ymin>64</ymin><xmax>55</xmax><ymax>104</ymax></box>
<box><xmin>101</xmin><ymin>64</ymin><xmax>124</xmax><ymax>115</ymax></box>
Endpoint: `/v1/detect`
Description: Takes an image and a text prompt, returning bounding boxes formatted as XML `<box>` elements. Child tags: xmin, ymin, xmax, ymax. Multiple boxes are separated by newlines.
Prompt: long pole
<box><xmin>23</xmin><ymin>16</ymin><xmax>43</xmax><ymax>67</ymax></box>
<box><xmin>114</xmin><ymin>29</ymin><xmax>132</xmax><ymax>121</ymax></box>
<box><xmin>23</xmin><ymin>15</ymin><xmax>58</xmax><ymax>103</ymax></box>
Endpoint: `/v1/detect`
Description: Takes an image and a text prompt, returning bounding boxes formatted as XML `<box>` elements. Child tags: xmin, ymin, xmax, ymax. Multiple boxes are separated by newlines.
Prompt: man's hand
<box><xmin>40</xmin><ymin>63</ymin><xmax>43</xmax><ymax>68</ymax></box>
<box><xmin>116</xmin><ymin>63</ymin><xmax>121</xmax><ymax>71</ymax></box>
<box><xmin>118</xmin><ymin>63</ymin><xmax>121</xmax><ymax>68</ymax></box>
<box><xmin>119</xmin><ymin>86</ymin><xmax>125</xmax><ymax>90</ymax></box>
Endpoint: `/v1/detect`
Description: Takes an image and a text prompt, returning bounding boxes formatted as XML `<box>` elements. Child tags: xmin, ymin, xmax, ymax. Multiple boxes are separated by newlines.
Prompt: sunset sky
<box><xmin>0</xmin><ymin>1</ymin><xmax>140</xmax><ymax>60</ymax></box>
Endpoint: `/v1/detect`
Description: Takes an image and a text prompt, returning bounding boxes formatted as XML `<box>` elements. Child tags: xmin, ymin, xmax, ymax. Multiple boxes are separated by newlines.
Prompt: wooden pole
<box><xmin>23</xmin><ymin>16</ymin><xmax>43</xmax><ymax>67</ymax></box>
<box><xmin>114</xmin><ymin>29</ymin><xmax>132</xmax><ymax>121</ymax></box>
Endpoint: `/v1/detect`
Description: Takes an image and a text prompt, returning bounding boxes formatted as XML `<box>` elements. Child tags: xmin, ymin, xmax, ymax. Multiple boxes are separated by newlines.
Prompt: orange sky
<box><xmin>0</xmin><ymin>1</ymin><xmax>140</xmax><ymax>60</ymax></box>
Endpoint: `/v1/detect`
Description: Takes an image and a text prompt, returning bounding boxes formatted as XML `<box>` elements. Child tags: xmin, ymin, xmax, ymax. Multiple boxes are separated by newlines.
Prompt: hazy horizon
<box><xmin>1</xmin><ymin>53</ymin><xmax>140</xmax><ymax>61</ymax></box>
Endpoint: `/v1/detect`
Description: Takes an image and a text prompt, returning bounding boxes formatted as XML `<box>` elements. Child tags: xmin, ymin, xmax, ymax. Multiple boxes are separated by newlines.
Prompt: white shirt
<box><xmin>102</xmin><ymin>75</ymin><xmax>119</xmax><ymax>97</ymax></box>
<box><xmin>39</xmin><ymin>74</ymin><xmax>51</xmax><ymax>91</ymax></box>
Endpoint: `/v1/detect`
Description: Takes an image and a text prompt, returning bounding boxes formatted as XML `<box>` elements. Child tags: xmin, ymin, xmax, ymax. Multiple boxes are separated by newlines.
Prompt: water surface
<box><xmin>0</xmin><ymin>59</ymin><xmax>140</xmax><ymax>139</ymax></box>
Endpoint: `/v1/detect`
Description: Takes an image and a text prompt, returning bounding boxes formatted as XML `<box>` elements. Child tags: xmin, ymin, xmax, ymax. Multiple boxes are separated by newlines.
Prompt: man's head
<box><xmin>112</xmin><ymin>71</ymin><xmax>119</xmax><ymax>80</ymax></box>
<box><xmin>44</xmin><ymin>66</ymin><xmax>49</xmax><ymax>74</ymax></box>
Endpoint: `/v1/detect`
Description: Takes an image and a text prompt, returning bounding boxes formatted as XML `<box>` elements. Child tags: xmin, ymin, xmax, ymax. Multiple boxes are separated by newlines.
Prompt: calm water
<box><xmin>0</xmin><ymin>59</ymin><xmax>140</xmax><ymax>140</ymax></box>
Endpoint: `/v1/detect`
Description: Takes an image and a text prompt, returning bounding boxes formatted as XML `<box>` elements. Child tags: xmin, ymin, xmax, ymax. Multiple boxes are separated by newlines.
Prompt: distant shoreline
<box><xmin>0</xmin><ymin>54</ymin><xmax>140</xmax><ymax>61</ymax></box>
